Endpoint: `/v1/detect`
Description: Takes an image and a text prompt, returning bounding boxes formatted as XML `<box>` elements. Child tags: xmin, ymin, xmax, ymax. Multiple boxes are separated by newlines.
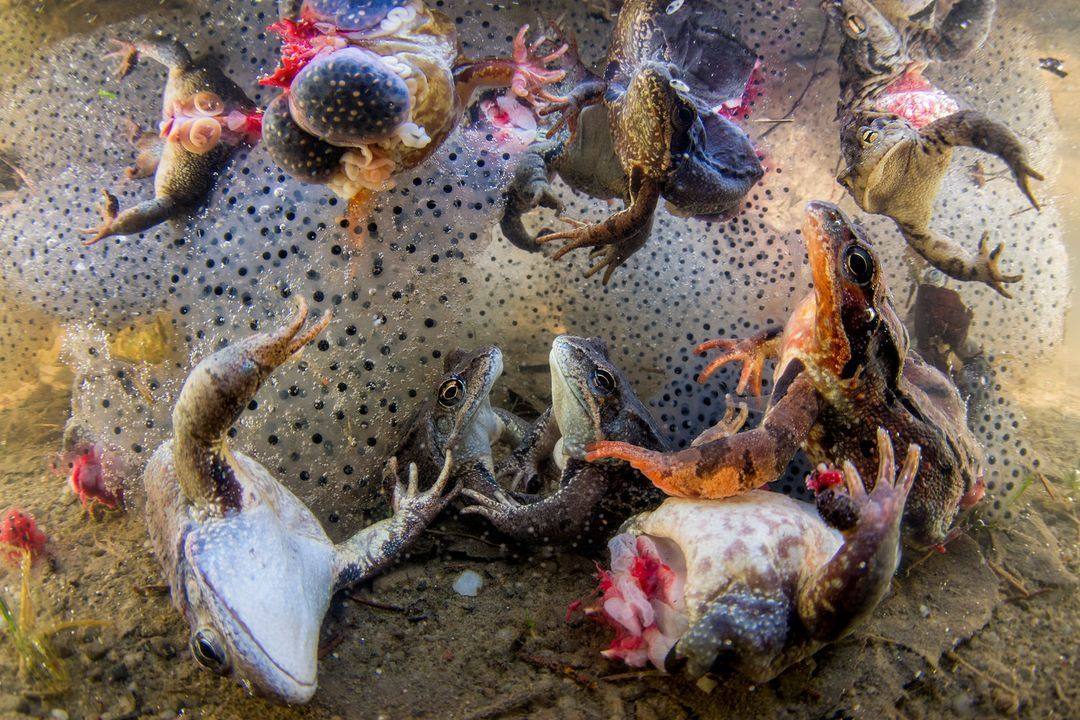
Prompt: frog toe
<box><xmin>289</xmin><ymin>47</ymin><xmax>411</xmax><ymax>146</ymax></box>
<box><xmin>263</xmin><ymin>94</ymin><xmax>343</xmax><ymax>182</ymax></box>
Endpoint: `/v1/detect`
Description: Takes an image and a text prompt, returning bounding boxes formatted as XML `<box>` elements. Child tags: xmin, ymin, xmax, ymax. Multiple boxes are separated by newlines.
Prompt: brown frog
<box><xmin>83</xmin><ymin>37</ymin><xmax>261</xmax><ymax>245</ymax></box>
<box><xmin>826</xmin><ymin>0</ymin><xmax>1042</xmax><ymax>296</ymax></box>
<box><xmin>587</xmin><ymin>201</ymin><xmax>986</xmax><ymax>547</ymax></box>
<box><xmin>460</xmin><ymin>335</ymin><xmax>668</xmax><ymax>547</ymax></box>
<box><xmin>523</xmin><ymin>0</ymin><xmax>763</xmax><ymax>283</ymax></box>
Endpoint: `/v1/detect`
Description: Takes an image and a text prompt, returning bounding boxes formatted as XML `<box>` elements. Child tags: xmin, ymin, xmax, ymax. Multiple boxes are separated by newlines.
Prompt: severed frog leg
<box><xmin>587</xmin><ymin>364</ymin><xmax>823</xmax><ymax>498</ymax></box>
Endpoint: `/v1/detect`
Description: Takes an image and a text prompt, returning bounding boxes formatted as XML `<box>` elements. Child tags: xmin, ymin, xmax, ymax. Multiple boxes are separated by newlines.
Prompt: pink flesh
<box><xmin>716</xmin><ymin>59</ymin><xmax>764</xmax><ymax>121</ymax></box>
<box><xmin>874</xmin><ymin>70</ymin><xmax>958</xmax><ymax>129</ymax></box>
<box><xmin>69</xmin><ymin>445</ymin><xmax>122</xmax><ymax>508</ymax></box>
<box><xmin>593</xmin><ymin>534</ymin><xmax>686</xmax><ymax>670</ymax></box>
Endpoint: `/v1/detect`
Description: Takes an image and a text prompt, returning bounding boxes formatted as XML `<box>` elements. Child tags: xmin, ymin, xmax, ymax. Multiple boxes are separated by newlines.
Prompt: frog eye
<box><xmin>843</xmin><ymin>245</ymin><xmax>875</xmax><ymax>286</ymax></box>
<box><xmin>592</xmin><ymin>368</ymin><xmax>618</xmax><ymax>395</ymax></box>
<box><xmin>191</xmin><ymin>629</ymin><xmax>229</xmax><ymax>673</ymax></box>
<box><xmin>438</xmin><ymin>377</ymin><xmax>466</xmax><ymax>408</ymax></box>
<box><xmin>860</xmin><ymin>128</ymin><xmax>879</xmax><ymax>145</ymax></box>
<box><xmin>845</xmin><ymin>14</ymin><xmax>867</xmax><ymax>36</ymax></box>
<box><xmin>676</xmin><ymin>101</ymin><xmax>696</xmax><ymax>126</ymax></box>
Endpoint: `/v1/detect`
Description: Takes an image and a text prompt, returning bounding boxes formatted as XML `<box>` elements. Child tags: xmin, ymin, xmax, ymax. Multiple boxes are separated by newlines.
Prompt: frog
<box><xmin>83</xmin><ymin>37</ymin><xmax>261</xmax><ymax>245</ymax></box>
<box><xmin>587</xmin><ymin>200</ymin><xmax>986</xmax><ymax>547</ymax></box>
<box><xmin>825</xmin><ymin>0</ymin><xmax>1042</xmax><ymax>296</ymax></box>
<box><xmin>259</xmin><ymin>0</ymin><xmax>568</xmax><ymax>211</ymax></box>
<box><xmin>460</xmin><ymin>335</ymin><xmax>668</xmax><ymax>547</ymax></box>
<box><xmin>506</xmin><ymin>0</ymin><xmax>763</xmax><ymax>283</ymax></box>
<box><xmin>143</xmin><ymin>299</ymin><xmax>458</xmax><ymax>703</ymax></box>
<box><xmin>390</xmin><ymin>345</ymin><xmax>532</xmax><ymax>497</ymax></box>
<box><xmin>590</xmin><ymin>427</ymin><xmax>918</xmax><ymax>681</ymax></box>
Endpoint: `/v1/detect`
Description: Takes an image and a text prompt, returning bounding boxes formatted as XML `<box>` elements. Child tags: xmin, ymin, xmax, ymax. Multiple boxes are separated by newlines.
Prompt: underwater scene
<box><xmin>0</xmin><ymin>0</ymin><xmax>1076</xmax><ymax>717</ymax></box>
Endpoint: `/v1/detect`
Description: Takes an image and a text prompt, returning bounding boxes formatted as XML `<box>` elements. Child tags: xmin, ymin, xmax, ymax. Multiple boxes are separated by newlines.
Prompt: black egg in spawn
<box><xmin>263</xmin><ymin>94</ymin><xmax>344</xmax><ymax>183</ymax></box>
<box><xmin>289</xmin><ymin>47</ymin><xmax>411</xmax><ymax>146</ymax></box>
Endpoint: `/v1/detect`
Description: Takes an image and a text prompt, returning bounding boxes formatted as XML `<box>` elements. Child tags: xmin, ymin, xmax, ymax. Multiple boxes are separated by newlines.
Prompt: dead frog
<box><xmin>260</xmin><ymin>0</ymin><xmax>567</xmax><ymax>211</ymax></box>
<box><xmin>83</xmin><ymin>37</ymin><xmax>261</xmax><ymax>245</ymax></box>
<box><xmin>144</xmin><ymin>299</ymin><xmax>457</xmax><ymax>703</ymax></box>
<box><xmin>825</xmin><ymin>0</ymin><xmax>1042</xmax><ymax>296</ymax></box>
<box><xmin>390</xmin><ymin>345</ymin><xmax>532</xmax><ymax>497</ymax></box>
<box><xmin>589</xmin><ymin>428</ymin><xmax>918</xmax><ymax>680</ymax></box>
<box><xmin>505</xmin><ymin>0</ymin><xmax>763</xmax><ymax>283</ymax></box>
<box><xmin>588</xmin><ymin>201</ymin><xmax>985</xmax><ymax>547</ymax></box>
<box><xmin>461</xmin><ymin>335</ymin><xmax>668</xmax><ymax>547</ymax></box>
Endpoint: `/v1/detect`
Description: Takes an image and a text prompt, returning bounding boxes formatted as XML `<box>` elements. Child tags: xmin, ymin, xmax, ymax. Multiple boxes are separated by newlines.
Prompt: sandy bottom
<box><xmin>0</xmin><ymin>375</ymin><xmax>1077</xmax><ymax>720</ymax></box>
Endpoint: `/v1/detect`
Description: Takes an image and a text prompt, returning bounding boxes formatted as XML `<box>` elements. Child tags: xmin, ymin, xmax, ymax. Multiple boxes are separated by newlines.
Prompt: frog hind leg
<box><xmin>669</xmin><ymin>586</ymin><xmax>790</xmax><ymax>681</ymax></box>
<box><xmin>920</xmin><ymin>109</ymin><xmax>1042</xmax><ymax>209</ymax></box>
<box><xmin>897</xmin><ymin>223</ymin><xmax>1022</xmax><ymax>298</ymax></box>
<box><xmin>536</xmin><ymin>171</ymin><xmax>661</xmax><ymax>285</ymax></box>
<box><xmin>500</xmin><ymin>146</ymin><xmax>563</xmax><ymax>252</ymax></box>
<box><xmin>587</xmin><ymin>366</ymin><xmax>822</xmax><ymax>498</ymax></box>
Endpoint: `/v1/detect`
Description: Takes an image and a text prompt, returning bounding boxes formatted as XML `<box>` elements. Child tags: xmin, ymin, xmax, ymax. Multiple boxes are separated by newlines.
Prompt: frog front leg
<box><xmin>694</xmin><ymin>327</ymin><xmax>783</xmax><ymax>394</ymax></box>
<box><xmin>536</xmin><ymin>168</ymin><xmax>661</xmax><ymax>285</ymax></box>
<box><xmin>796</xmin><ymin>429</ymin><xmax>918</xmax><ymax>642</ymax></box>
<box><xmin>460</xmin><ymin>459</ymin><xmax>610</xmax><ymax>544</ymax></box>
<box><xmin>586</xmin><ymin>368</ymin><xmax>823</xmax><ymax>498</ymax></box>
<box><xmin>495</xmin><ymin>407</ymin><xmax>561</xmax><ymax>494</ymax></box>
<box><xmin>334</xmin><ymin>452</ymin><xmax>459</xmax><ymax>590</ymax></box>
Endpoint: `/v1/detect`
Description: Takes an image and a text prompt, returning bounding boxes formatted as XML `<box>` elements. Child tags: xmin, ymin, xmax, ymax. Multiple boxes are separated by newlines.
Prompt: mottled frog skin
<box><xmin>588</xmin><ymin>201</ymin><xmax>985</xmax><ymax>546</ymax></box>
<box><xmin>597</xmin><ymin>429</ymin><xmax>917</xmax><ymax>680</ymax></box>
<box><xmin>826</xmin><ymin>0</ymin><xmax>1042</xmax><ymax>296</ymax></box>
<box><xmin>144</xmin><ymin>300</ymin><xmax>457</xmax><ymax>703</ymax></box>
<box><xmin>461</xmin><ymin>335</ymin><xmax>668</xmax><ymax>547</ymax></box>
<box><xmin>507</xmin><ymin>0</ymin><xmax>763</xmax><ymax>283</ymax></box>
<box><xmin>261</xmin><ymin>0</ymin><xmax>566</xmax><ymax>207</ymax></box>
<box><xmin>84</xmin><ymin>37</ymin><xmax>260</xmax><ymax>245</ymax></box>
<box><xmin>390</xmin><ymin>346</ymin><xmax>530</xmax><ymax>496</ymax></box>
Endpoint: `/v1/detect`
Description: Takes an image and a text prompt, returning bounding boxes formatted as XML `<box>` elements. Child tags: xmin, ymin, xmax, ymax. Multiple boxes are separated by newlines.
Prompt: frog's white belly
<box><xmin>632</xmin><ymin>492</ymin><xmax>843</xmax><ymax>621</ymax></box>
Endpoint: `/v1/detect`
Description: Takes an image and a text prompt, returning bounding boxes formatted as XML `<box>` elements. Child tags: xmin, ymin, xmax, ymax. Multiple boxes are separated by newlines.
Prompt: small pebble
<box><xmin>452</xmin><ymin>569</ymin><xmax>483</xmax><ymax>597</ymax></box>
<box><xmin>50</xmin><ymin>710</ymin><xmax>69</xmax><ymax>720</ymax></box>
<box><xmin>919</xmin><ymin>604</ymin><xmax>931</xmax><ymax>618</ymax></box>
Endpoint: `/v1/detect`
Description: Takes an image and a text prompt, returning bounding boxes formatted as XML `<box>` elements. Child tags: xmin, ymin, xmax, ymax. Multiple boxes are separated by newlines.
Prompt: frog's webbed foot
<box><xmin>388</xmin><ymin>451</ymin><xmax>460</xmax><ymax>527</ymax></box>
<box><xmin>694</xmin><ymin>326</ymin><xmax>782</xmax><ymax>393</ymax></box>
<box><xmin>81</xmin><ymin>190</ymin><xmax>120</xmax><ymax>245</ymax></box>
<box><xmin>921</xmin><ymin>0</ymin><xmax>996</xmax><ymax>61</ymax></box>
<box><xmin>103</xmin><ymin>39</ymin><xmax>138</xmax><ymax>81</ymax></box>
<box><xmin>537</xmin><ymin>79</ymin><xmax>606</xmax><ymax>140</ymax></box>
<box><xmin>897</xmin><ymin>224</ymin><xmax>1022</xmax><ymax>298</ymax></box>
<box><xmin>690</xmin><ymin>397</ymin><xmax>749</xmax><ymax>448</ymax></box>
<box><xmin>459</xmin><ymin>486</ymin><xmax>525</xmax><ymax>524</ymax></box>
<box><xmin>509</xmin><ymin>24</ymin><xmax>570</xmax><ymax>105</ymax></box>
<box><xmin>797</xmin><ymin>429</ymin><xmax>919</xmax><ymax>642</ymax></box>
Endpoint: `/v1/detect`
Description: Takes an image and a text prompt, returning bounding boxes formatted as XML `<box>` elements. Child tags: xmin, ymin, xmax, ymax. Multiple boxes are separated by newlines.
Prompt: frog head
<box><xmin>802</xmin><ymin>200</ymin><xmax>908</xmax><ymax>385</ymax></box>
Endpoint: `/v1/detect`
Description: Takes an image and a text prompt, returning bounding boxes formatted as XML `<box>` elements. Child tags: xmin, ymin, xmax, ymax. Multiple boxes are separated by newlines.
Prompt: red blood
<box><xmin>806</xmin><ymin>467</ymin><xmax>844</xmax><ymax>493</ymax></box>
<box><xmin>259</xmin><ymin>19</ymin><xmax>326</xmax><ymax>89</ymax></box>
<box><xmin>69</xmin><ymin>446</ymin><xmax>122</xmax><ymax>509</ymax></box>
<box><xmin>716</xmin><ymin>60</ymin><xmax>765</xmax><ymax>121</ymax></box>
<box><xmin>1</xmin><ymin>508</ymin><xmax>47</xmax><ymax>561</ymax></box>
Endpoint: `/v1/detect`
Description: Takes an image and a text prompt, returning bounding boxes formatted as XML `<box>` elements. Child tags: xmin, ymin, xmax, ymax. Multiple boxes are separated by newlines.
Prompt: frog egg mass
<box><xmin>0</xmin><ymin>0</ymin><xmax>1074</xmax><ymax>715</ymax></box>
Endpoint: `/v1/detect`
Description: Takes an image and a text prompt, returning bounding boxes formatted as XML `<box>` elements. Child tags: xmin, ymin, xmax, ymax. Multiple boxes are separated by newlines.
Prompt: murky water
<box><xmin>0</xmin><ymin>0</ymin><xmax>1076</xmax><ymax>718</ymax></box>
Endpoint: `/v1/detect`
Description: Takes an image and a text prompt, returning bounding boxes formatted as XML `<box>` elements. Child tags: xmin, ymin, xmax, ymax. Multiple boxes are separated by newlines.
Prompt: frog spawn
<box><xmin>0</xmin><ymin>0</ymin><xmax>1064</xmax><ymax>543</ymax></box>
